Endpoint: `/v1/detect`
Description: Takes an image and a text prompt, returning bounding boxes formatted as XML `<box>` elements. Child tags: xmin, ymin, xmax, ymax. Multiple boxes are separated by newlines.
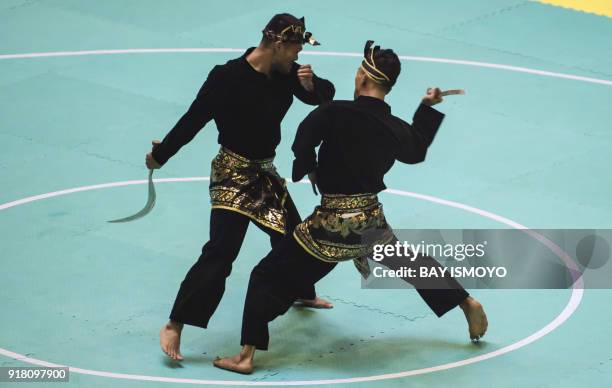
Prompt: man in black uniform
<box><xmin>145</xmin><ymin>14</ymin><xmax>335</xmax><ymax>361</ymax></box>
<box><xmin>213</xmin><ymin>41</ymin><xmax>488</xmax><ymax>374</ymax></box>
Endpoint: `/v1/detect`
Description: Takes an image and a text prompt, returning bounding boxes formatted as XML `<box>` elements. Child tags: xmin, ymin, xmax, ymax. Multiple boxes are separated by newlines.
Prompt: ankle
<box><xmin>167</xmin><ymin>320</ymin><xmax>184</xmax><ymax>331</ymax></box>
<box><xmin>240</xmin><ymin>345</ymin><xmax>256</xmax><ymax>360</ymax></box>
<box><xmin>459</xmin><ymin>296</ymin><xmax>476</xmax><ymax>310</ymax></box>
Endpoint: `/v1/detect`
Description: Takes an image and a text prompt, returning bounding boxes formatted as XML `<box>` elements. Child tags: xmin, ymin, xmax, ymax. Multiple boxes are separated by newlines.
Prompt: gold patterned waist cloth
<box><xmin>210</xmin><ymin>147</ymin><xmax>288</xmax><ymax>233</ymax></box>
<box><xmin>293</xmin><ymin>193</ymin><xmax>395</xmax><ymax>278</ymax></box>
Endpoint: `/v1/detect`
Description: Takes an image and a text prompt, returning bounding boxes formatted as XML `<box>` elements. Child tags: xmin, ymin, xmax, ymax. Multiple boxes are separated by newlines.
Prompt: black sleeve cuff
<box><xmin>292</xmin><ymin>158</ymin><xmax>317</xmax><ymax>182</ymax></box>
<box><xmin>413</xmin><ymin>103</ymin><xmax>445</xmax><ymax>132</ymax></box>
<box><xmin>312</xmin><ymin>74</ymin><xmax>336</xmax><ymax>103</ymax></box>
<box><xmin>151</xmin><ymin>147</ymin><xmax>169</xmax><ymax>167</ymax></box>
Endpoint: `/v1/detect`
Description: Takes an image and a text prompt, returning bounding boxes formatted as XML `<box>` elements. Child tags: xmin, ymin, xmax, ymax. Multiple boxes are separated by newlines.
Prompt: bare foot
<box><xmin>460</xmin><ymin>296</ymin><xmax>488</xmax><ymax>341</ymax></box>
<box><xmin>295</xmin><ymin>296</ymin><xmax>333</xmax><ymax>309</ymax></box>
<box><xmin>160</xmin><ymin>321</ymin><xmax>184</xmax><ymax>361</ymax></box>
<box><xmin>213</xmin><ymin>345</ymin><xmax>255</xmax><ymax>374</ymax></box>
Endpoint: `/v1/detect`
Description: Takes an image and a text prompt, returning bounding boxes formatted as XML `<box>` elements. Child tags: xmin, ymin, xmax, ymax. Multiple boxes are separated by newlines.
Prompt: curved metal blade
<box><xmin>440</xmin><ymin>89</ymin><xmax>465</xmax><ymax>96</ymax></box>
<box><xmin>108</xmin><ymin>169</ymin><xmax>156</xmax><ymax>223</ymax></box>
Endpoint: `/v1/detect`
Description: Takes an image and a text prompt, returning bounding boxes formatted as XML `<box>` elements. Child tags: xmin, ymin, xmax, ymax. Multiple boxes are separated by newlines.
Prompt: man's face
<box><xmin>272</xmin><ymin>41</ymin><xmax>303</xmax><ymax>74</ymax></box>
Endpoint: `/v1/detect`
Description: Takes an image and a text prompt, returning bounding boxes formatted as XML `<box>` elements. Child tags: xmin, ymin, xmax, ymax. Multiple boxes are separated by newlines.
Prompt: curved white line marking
<box><xmin>0</xmin><ymin>48</ymin><xmax>610</xmax><ymax>86</ymax></box>
<box><xmin>0</xmin><ymin>178</ymin><xmax>583</xmax><ymax>385</ymax></box>
<box><xmin>0</xmin><ymin>48</ymin><xmax>244</xmax><ymax>60</ymax></box>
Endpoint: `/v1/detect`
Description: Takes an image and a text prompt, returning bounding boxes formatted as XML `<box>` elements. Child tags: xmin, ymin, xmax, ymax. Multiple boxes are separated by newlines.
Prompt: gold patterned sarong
<box><xmin>210</xmin><ymin>147</ymin><xmax>288</xmax><ymax>234</ymax></box>
<box><xmin>293</xmin><ymin>193</ymin><xmax>395</xmax><ymax>278</ymax></box>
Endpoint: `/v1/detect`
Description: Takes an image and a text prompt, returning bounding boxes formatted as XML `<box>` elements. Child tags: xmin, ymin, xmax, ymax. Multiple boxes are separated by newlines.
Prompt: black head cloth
<box><xmin>360</xmin><ymin>40</ymin><xmax>394</xmax><ymax>87</ymax></box>
<box><xmin>263</xmin><ymin>14</ymin><xmax>320</xmax><ymax>45</ymax></box>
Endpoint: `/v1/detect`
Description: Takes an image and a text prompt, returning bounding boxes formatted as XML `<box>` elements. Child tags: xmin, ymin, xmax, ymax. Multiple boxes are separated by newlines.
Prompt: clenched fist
<box><xmin>298</xmin><ymin>64</ymin><xmax>315</xmax><ymax>92</ymax></box>
<box><xmin>422</xmin><ymin>87</ymin><xmax>444</xmax><ymax>106</ymax></box>
<box><xmin>145</xmin><ymin>140</ymin><xmax>161</xmax><ymax>169</ymax></box>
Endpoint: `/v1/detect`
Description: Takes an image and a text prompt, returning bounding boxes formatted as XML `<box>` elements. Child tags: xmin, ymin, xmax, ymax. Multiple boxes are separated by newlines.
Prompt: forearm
<box><xmin>412</xmin><ymin>103</ymin><xmax>444</xmax><ymax>145</ymax></box>
<box><xmin>396</xmin><ymin>104</ymin><xmax>445</xmax><ymax>164</ymax></box>
<box><xmin>295</xmin><ymin>73</ymin><xmax>336</xmax><ymax>105</ymax></box>
<box><xmin>151</xmin><ymin>111</ymin><xmax>204</xmax><ymax>166</ymax></box>
<box><xmin>291</xmin><ymin>151</ymin><xmax>317</xmax><ymax>182</ymax></box>
<box><xmin>311</xmin><ymin>74</ymin><xmax>335</xmax><ymax>103</ymax></box>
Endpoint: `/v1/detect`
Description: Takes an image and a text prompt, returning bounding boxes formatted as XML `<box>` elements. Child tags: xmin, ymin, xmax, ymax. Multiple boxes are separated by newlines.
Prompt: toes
<box><xmin>213</xmin><ymin>357</ymin><xmax>252</xmax><ymax>374</ymax></box>
<box><xmin>295</xmin><ymin>298</ymin><xmax>332</xmax><ymax>309</ymax></box>
<box><xmin>319</xmin><ymin>298</ymin><xmax>334</xmax><ymax>308</ymax></box>
<box><xmin>213</xmin><ymin>357</ymin><xmax>228</xmax><ymax>369</ymax></box>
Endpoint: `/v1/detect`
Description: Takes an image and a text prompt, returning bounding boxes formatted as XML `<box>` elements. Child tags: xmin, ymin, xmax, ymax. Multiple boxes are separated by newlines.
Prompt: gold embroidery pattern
<box><xmin>209</xmin><ymin>148</ymin><xmax>287</xmax><ymax>234</ymax></box>
<box><xmin>320</xmin><ymin>193</ymin><xmax>380</xmax><ymax>210</ymax></box>
<box><xmin>294</xmin><ymin>193</ymin><xmax>395</xmax><ymax>278</ymax></box>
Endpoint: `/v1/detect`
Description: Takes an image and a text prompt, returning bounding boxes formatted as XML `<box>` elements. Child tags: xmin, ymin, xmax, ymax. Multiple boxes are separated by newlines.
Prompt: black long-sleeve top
<box><xmin>151</xmin><ymin>48</ymin><xmax>335</xmax><ymax>165</ymax></box>
<box><xmin>291</xmin><ymin>96</ymin><xmax>444</xmax><ymax>194</ymax></box>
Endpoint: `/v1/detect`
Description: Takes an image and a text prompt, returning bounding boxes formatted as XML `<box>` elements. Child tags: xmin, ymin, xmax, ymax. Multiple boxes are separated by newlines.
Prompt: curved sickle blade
<box><xmin>440</xmin><ymin>89</ymin><xmax>465</xmax><ymax>96</ymax></box>
<box><xmin>108</xmin><ymin>169</ymin><xmax>156</xmax><ymax>223</ymax></box>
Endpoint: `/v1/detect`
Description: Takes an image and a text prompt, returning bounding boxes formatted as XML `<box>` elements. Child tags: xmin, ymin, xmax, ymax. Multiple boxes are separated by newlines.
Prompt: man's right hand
<box><xmin>145</xmin><ymin>140</ymin><xmax>162</xmax><ymax>169</ymax></box>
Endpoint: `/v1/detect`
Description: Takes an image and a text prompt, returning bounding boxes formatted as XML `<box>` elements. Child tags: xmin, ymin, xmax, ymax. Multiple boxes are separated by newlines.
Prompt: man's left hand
<box><xmin>298</xmin><ymin>64</ymin><xmax>315</xmax><ymax>92</ymax></box>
